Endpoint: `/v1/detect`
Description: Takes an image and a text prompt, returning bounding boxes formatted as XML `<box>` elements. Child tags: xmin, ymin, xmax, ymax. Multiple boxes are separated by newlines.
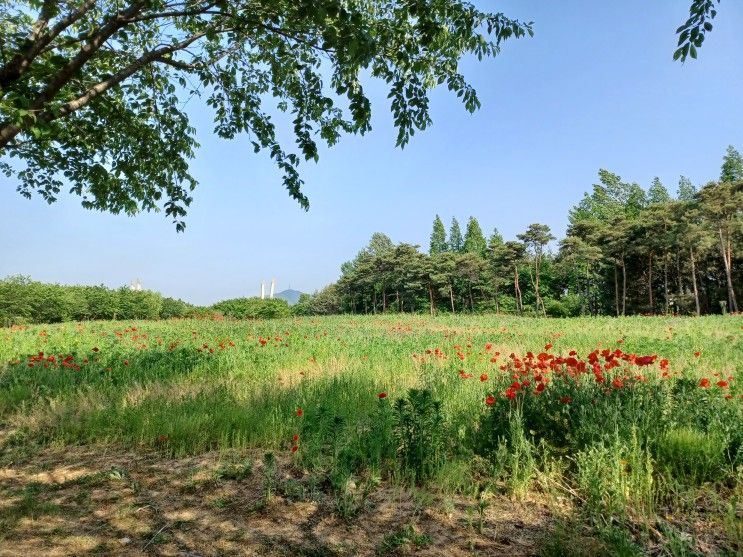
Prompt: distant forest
<box><xmin>295</xmin><ymin>146</ymin><xmax>743</xmax><ymax>317</ymax></box>
<box><xmin>2</xmin><ymin>147</ymin><xmax>741</xmax><ymax>323</ymax></box>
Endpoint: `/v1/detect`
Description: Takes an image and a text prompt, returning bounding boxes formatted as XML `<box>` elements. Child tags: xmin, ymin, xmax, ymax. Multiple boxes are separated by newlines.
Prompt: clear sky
<box><xmin>1</xmin><ymin>1</ymin><xmax>742</xmax><ymax>305</ymax></box>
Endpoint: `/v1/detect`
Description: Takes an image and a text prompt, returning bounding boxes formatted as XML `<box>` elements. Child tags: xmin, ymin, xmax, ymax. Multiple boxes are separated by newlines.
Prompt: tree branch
<box><xmin>0</xmin><ymin>0</ymin><xmax>96</xmax><ymax>89</ymax></box>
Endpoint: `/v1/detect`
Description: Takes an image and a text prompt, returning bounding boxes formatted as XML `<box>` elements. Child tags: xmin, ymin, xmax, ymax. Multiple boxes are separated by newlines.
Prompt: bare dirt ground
<box><xmin>0</xmin><ymin>444</ymin><xmax>559</xmax><ymax>556</ymax></box>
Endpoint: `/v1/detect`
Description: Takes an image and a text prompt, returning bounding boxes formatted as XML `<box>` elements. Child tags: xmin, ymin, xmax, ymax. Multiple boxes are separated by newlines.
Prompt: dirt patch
<box><xmin>0</xmin><ymin>445</ymin><xmax>555</xmax><ymax>556</ymax></box>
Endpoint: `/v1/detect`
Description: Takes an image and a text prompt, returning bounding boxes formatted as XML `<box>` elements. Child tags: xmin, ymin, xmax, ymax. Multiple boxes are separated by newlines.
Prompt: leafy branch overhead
<box><xmin>674</xmin><ymin>0</ymin><xmax>720</xmax><ymax>62</ymax></box>
<box><xmin>0</xmin><ymin>0</ymin><xmax>532</xmax><ymax>230</ymax></box>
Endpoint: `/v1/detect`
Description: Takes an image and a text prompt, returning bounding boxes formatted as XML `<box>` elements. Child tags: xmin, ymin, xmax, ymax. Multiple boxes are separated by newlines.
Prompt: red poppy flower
<box><xmin>123</xmin><ymin>359</ymin><xmax>129</xmax><ymax>366</ymax></box>
<box><xmin>378</xmin><ymin>392</ymin><xmax>388</xmax><ymax>399</ymax></box>
<box><xmin>716</xmin><ymin>380</ymin><xmax>729</xmax><ymax>388</ymax></box>
<box><xmin>694</xmin><ymin>351</ymin><xmax>701</xmax><ymax>358</ymax></box>
<box><xmin>291</xmin><ymin>445</ymin><xmax>299</xmax><ymax>453</ymax></box>
<box><xmin>292</xmin><ymin>434</ymin><xmax>299</xmax><ymax>442</ymax></box>
<box><xmin>559</xmin><ymin>396</ymin><xmax>572</xmax><ymax>405</ymax></box>
<box><xmin>485</xmin><ymin>395</ymin><xmax>496</xmax><ymax>406</ymax></box>
<box><xmin>296</xmin><ymin>407</ymin><xmax>304</xmax><ymax>417</ymax></box>
<box><xmin>480</xmin><ymin>373</ymin><xmax>488</xmax><ymax>382</ymax></box>
<box><xmin>699</xmin><ymin>378</ymin><xmax>710</xmax><ymax>388</ymax></box>
<box><xmin>544</xmin><ymin>343</ymin><xmax>553</xmax><ymax>351</ymax></box>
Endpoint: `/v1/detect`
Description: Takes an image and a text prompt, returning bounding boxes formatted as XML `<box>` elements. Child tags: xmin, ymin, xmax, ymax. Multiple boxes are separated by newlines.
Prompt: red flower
<box><xmin>480</xmin><ymin>373</ymin><xmax>488</xmax><ymax>382</ymax></box>
<box><xmin>378</xmin><ymin>392</ymin><xmax>388</xmax><ymax>399</ymax></box>
<box><xmin>504</xmin><ymin>388</ymin><xmax>517</xmax><ymax>400</ymax></box>
<box><xmin>485</xmin><ymin>395</ymin><xmax>496</xmax><ymax>406</ymax></box>
<box><xmin>716</xmin><ymin>380</ymin><xmax>729</xmax><ymax>388</ymax></box>
<box><xmin>544</xmin><ymin>343</ymin><xmax>553</xmax><ymax>350</ymax></box>
<box><xmin>92</xmin><ymin>347</ymin><xmax>100</xmax><ymax>352</ymax></box>
<box><xmin>699</xmin><ymin>378</ymin><xmax>710</xmax><ymax>388</ymax></box>
<box><xmin>485</xmin><ymin>343</ymin><xmax>493</xmax><ymax>351</ymax></box>
<box><xmin>535</xmin><ymin>382</ymin><xmax>546</xmax><ymax>393</ymax></box>
<box><xmin>296</xmin><ymin>407</ymin><xmax>304</xmax><ymax>417</ymax></box>
<box><xmin>694</xmin><ymin>351</ymin><xmax>701</xmax><ymax>358</ymax></box>
<box><xmin>123</xmin><ymin>359</ymin><xmax>129</xmax><ymax>366</ymax></box>
<box><xmin>291</xmin><ymin>445</ymin><xmax>299</xmax><ymax>453</ymax></box>
<box><xmin>559</xmin><ymin>396</ymin><xmax>572</xmax><ymax>405</ymax></box>
<box><xmin>292</xmin><ymin>434</ymin><xmax>299</xmax><ymax>442</ymax></box>
<box><xmin>612</xmin><ymin>378</ymin><xmax>624</xmax><ymax>389</ymax></box>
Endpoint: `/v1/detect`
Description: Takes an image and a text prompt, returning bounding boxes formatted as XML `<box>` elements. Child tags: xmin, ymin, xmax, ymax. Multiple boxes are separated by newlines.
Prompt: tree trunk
<box><xmin>614</xmin><ymin>265</ymin><xmax>620</xmax><ymax>317</ymax></box>
<box><xmin>449</xmin><ymin>285</ymin><xmax>455</xmax><ymax>314</ymax></box>
<box><xmin>514</xmin><ymin>265</ymin><xmax>523</xmax><ymax>316</ymax></box>
<box><xmin>468</xmin><ymin>285</ymin><xmax>474</xmax><ymax>312</ymax></box>
<box><xmin>372</xmin><ymin>289</ymin><xmax>377</xmax><ymax>314</ymax></box>
<box><xmin>428</xmin><ymin>283</ymin><xmax>435</xmax><ymax>316</ymax></box>
<box><xmin>690</xmin><ymin>247</ymin><xmax>701</xmax><ymax>317</ymax></box>
<box><xmin>719</xmin><ymin>228</ymin><xmax>738</xmax><ymax>313</ymax></box>
<box><xmin>664</xmin><ymin>255</ymin><xmax>669</xmax><ymax>314</ymax></box>
<box><xmin>648</xmin><ymin>252</ymin><xmax>654</xmax><ymax>314</ymax></box>
<box><xmin>382</xmin><ymin>289</ymin><xmax>387</xmax><ymax>312</ymax></box>
<box><xmin>621</xmin><ymin>256</ymin><xmax>627</xmax><ymax>317</ymax></box>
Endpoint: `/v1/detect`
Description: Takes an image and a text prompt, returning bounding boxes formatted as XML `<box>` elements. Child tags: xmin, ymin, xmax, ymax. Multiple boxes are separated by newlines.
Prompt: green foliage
<box><xmin>429</xmin><ymin>215</ymin><xmax>448</xmax><ymax>255</ymax></box>
<box><xmin>392</xmin><ymin>388</ymin><xmax>445</xmax><ymax>484</ymax></box>
<box><xmin>720</xmin><ymin>145</ymin><xmax>743</xmax><ymax>182</ymax></box>
<box><xmin>377</xmin><ymin>524</ymin><xmax>431</xmax><ymax>555</ymax></box>
<box><xmin>448</xmin><ymin>218</ymin><xmax>464</xmax><ymax>253</ymax></box>
<box><xmin>212</xmin><ymin>297</ymin><xmax>291</xmax><ymax>319</ymax></box>
<box><xmin>674</xmin><ymin>0</ymin><xmax>719</xmax><ymax>62</ymax></box>
<box><xmin>655</xmin><ymin>427</ymin><xmax>727</xmax><ymax>485</ymax></box>
<box><xmin>463</xmin><ymin>216</ymin><xmax>487</xmax><ymax>256</ymax></box>
<box><xmin>575</xmin><ymin>432</ymin><xmax>655</xmax><ymax>520</ymax></box>
<box><xmin>0</xmin><ymin>1</ymin><xmax>531</xmax><ymax>230</ymax></box>
<box><xmin>0</xmin><ymin>276</ymin><xmax>190</xmax><ymax>324</ymax></box>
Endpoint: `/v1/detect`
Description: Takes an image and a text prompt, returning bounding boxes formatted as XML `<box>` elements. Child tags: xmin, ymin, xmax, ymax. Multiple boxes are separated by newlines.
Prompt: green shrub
<box><xmin>393</xmin><ymin>388</ymin><xmax>445</xmax><ymax>484</ymax></box>
<box><xmin>655</xmin><ymin>427</ymin><xmax>727</xmax><ymax>485</ymax></box>
<box><xmin>212</xmin><ymin>297</ymin><xmax>291</xmax><ymax>319</ymax></box>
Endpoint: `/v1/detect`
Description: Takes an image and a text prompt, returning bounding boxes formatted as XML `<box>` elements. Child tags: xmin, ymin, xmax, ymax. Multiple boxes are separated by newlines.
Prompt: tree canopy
<box><xmin>0</xmin><ymin>0</ymin><xmax>531</xmax><ymax>229</ymax></box>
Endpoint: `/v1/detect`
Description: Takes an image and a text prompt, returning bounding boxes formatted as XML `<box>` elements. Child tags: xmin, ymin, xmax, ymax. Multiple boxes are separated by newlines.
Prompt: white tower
<box><xmin>270</xmin><ymin>278</ymin><xmax>275</xmax><ymax>299</ymax></box>
<box><xmin>260</xmin><ymin>281</ymin><xmax>265</xmax><ymax>300</ymax></box>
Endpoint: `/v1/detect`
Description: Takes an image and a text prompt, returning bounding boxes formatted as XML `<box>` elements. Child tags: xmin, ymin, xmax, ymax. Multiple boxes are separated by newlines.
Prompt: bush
<box><xmin>655</xmin><ymin>427</ymin><xmax>727</xmax><ymax>485</ymax></box>
<box><xmin>393</xmin><ymin>388</ymin><xmax>445</xmax><ymax>484</ymax></box>
<box><xmin>212</xmin><ymin>297</ymin><xmax>291</xmax><ymax>319</ymax></box>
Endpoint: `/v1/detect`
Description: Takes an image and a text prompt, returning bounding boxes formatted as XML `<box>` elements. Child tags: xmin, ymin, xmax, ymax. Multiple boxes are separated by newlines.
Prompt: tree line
<box><xmin>305</xmin><ymin>146</ymin><xmax>743</xmax><ymax>317</ymax></box>
<box><xmin>0</xmin><ymin>277</ymin><xmax>291</xmax><ymax>325</ymax></box>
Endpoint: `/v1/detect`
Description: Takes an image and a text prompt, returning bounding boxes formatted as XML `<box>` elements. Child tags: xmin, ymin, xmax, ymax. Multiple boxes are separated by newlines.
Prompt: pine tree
<box><xmin>720</xmin><ymin>145</ymin><xmax>743</xmax><ymax>182</ymax></box>
<box><xmin>449</xmin><ymin>218</ymin><xmax>464</xmax><ymax>252</ymax></box>
<box><xmin>429</xmin><ymin>215</ymin><xmax>448</xmax><ymax>255</ymax></box>
<box><xmin>677</xmin><ymin>176</ymin><xmax>696</xmax><ymax>201</ymax></box>
<box><xmin>488</xmin><ymin>228</ymin><xmax>504</xmax><ymax>250</ymax></box>
<box><xmin>463</xmin><ymin>216</ymin><xmax>487</xmax><ymax>255</ymax></box>
<box><xmin>648</xmin><ymin>177</ymin><xmax>672</xmax><ymax>204</ymax></box>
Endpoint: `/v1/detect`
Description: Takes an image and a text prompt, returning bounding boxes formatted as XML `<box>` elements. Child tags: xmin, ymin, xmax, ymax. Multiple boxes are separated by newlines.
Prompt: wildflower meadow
<box><xmin>1</xmin><ymin>314</ymin><xmax>741</xmax><ymax>555</ymax></box>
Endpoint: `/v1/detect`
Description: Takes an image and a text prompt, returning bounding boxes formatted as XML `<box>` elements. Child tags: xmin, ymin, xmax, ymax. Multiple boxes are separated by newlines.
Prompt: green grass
<box><xmin>1</xmin><ymin>314</ymin><xmax>742</xmax><ymax>552</ymax></box>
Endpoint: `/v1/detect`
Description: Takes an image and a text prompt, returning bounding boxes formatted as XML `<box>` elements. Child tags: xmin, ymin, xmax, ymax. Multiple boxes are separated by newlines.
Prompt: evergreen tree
<box><xmin>720</xmin><ymin>145</ymin><xmax>743</xmax><ymax>182</ymax></box>
<box><xmin>463</xmin><ymin>216</ymin><xmax>487</xmax><ymax>255</ymax></box>
<box><xmin>429</xmin><ymin>215</ymin><xmax>448</xmax><ymax>255</ymax></box>
<box><xmin>488</xmin><ymin>228</ymin><xmax>504</xmax><ymax>250</ymax></box>
<box><xmin>449</xmin><ymin>218</ymin><xmax>464</xmax><ymax>252</ymax></box>
<box><xmin>648</xmin><ymin>177</ymin><xmax>672</xmax><ymax>204</ymax></box>
<box><xmin>677</xmin><ymin>176</ymin><xmax>697</xmax><ymax>201</ymax></box>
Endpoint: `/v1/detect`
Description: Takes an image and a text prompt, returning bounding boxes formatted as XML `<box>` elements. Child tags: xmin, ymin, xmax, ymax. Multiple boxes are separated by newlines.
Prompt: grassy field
<box><xmin>1</xmin><ymin>315</ymin><xmax>741</xmax><ymax>556</ymax></box>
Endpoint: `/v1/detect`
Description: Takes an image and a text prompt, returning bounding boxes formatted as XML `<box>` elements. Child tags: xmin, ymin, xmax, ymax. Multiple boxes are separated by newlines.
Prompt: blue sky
<box><xmin>1</xmin><ymin>1</ymin><xmax>742</xmax><ymax>305</ymax></box>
